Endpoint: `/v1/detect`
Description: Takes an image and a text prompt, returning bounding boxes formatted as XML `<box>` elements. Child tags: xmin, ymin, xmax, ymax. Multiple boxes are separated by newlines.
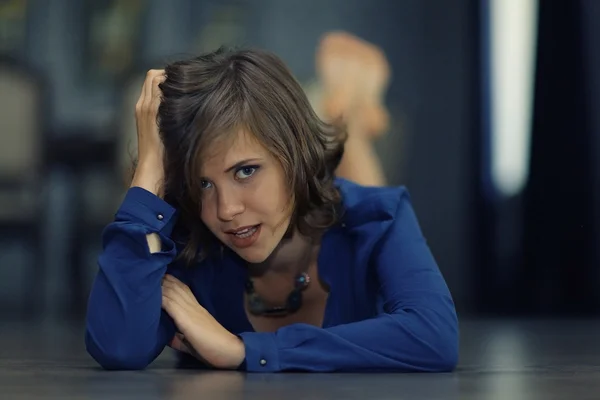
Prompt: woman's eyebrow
<box><xmin>224</xmin><ymin>158</ymin><xmax>263</xmax><ymax>173</ymax></box>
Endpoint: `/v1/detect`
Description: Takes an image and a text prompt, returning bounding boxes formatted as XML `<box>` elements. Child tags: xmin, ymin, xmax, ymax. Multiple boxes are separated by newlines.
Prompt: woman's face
<box><xmin>198</xmin><ymin>129</ymin><xmax>292</xmax><ymax>263</ymax></box>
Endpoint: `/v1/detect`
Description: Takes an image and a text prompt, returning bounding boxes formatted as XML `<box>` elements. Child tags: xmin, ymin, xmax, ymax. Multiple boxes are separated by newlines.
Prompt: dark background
<box><xmin>0</xmin><ymin>0</ymin><xmax>598</xmax><ymax>323</ymax></box>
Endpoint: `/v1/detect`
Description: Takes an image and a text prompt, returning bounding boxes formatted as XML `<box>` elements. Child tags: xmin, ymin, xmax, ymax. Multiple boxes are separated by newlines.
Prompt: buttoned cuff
<box><xmin>116</xmin><ymin>187</ymin><xmax>178</xmax><ymax>235</ymax></box>
<box><xmin>238</xmin><ymin>332</ymin><xmax>280</xmax><ymax>372</ymax></box>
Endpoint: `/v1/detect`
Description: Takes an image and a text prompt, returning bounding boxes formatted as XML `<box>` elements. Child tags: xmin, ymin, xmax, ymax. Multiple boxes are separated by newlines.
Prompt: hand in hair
<box><xmin>131</xmin><ymin>69</ymin><xmax>167</xmax><ymax>198</ymax></box>
<box><xmin>161</xmin><ymin>274</ymin><xmax>246</xmax><ymax>369</ymax></box>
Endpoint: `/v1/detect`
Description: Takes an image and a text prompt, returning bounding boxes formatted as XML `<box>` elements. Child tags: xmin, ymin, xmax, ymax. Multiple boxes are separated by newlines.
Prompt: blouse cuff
<box><xmin>116</xmin><ymin>187</ymin><xmax>178</xmax><ymax>235</ymax></box>
<box><xmin>238</xmin><ymin>332</ymin><xmax>281</xmax><ymax>372</ymax></box>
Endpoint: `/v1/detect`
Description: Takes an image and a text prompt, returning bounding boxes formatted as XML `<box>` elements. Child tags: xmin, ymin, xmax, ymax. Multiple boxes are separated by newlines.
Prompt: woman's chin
<box><xmin>233</xmin><ymin>248</ymin><xmax>271</xmax><ymax>264</ymax></box>
<box><xmin>236</xmin><ymin>251</ymin><xmax>269</xmax><ymax>264</ymax></box>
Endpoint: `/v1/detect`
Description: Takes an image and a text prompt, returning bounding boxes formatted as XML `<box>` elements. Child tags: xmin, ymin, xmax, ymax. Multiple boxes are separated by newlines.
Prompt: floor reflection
<box><xmin>2</xmin><ymin>319</ymin><xmax>600</xmax><ymax>399</ymax></box>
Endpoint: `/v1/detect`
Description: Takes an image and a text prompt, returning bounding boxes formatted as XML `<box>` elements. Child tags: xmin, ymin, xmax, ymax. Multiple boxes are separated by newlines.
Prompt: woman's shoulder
<box><xmin>334</xmin><ymin>177</ymin><xmax>411</xmax><ymax>229</ymax></box>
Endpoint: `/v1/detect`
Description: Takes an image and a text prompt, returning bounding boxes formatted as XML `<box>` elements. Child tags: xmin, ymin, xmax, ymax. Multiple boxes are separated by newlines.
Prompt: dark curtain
<box><xmin>475</xmin><ymin>0</ymin><xmax>599</xmax><ymax>315</ymax></box>
<box><xmin>519</xmin><ymin>0</ymin><xmax>596</xmax><ymax>315</ymax></box>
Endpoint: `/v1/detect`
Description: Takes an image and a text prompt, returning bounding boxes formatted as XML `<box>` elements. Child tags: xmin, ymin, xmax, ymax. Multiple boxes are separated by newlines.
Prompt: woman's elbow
<box><xmin>85</xmin><ymin>330</ymin><xmax>153</xmax><ymax>371</ymax></box>
<box><xmin>90</xmin><ymin>352</ymin><xmax>152</xmax><ymax>371</ymax></box>
<box><xmin>430</xmin><ymin>309</ymin><xmax>459</xmax><ymax>372</ymax></box>
<box><xmin>404</xmin><ymin>303</ymin><xmax>459</xmax><ymax>372</ymax></box>
<box><xmin>433</xmin><ymin>335</ymin><xmax>459</xmax><ymax>372</ymax></box>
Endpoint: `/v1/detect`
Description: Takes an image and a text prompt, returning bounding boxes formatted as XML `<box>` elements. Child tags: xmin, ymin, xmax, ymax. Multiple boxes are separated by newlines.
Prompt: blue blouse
<box><xmin>85</xmin><ymin>178</ymin><xmax>459</xmax><ymax>372</ymax></box>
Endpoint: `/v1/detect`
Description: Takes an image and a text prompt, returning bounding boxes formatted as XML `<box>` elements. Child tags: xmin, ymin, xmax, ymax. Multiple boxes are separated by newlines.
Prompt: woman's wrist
<box><xmin>131</xmin><ymin>158</ymin><xmax>164</xmax><ymax>198</ymax></box>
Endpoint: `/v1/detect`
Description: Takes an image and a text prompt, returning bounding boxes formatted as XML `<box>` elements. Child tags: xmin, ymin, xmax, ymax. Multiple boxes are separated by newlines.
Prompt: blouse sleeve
<box><xmin>85</xmin><ymin>187</ymin><xmax>183</xmax><ymax>370</ymax></box>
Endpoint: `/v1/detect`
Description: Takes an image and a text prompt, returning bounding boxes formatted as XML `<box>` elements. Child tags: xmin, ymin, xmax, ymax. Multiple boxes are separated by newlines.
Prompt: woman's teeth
<box><xmin>235</xmin><ymin>226</ymin><xmax>257</xmax><ymax>238</ymax></box>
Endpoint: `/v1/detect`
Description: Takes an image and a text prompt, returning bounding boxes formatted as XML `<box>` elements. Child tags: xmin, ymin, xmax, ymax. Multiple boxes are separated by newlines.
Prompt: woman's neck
<box><xmin>247</xmin><ymin>228</ymin><xmax>319</xmax><ymax>278</ymax></box>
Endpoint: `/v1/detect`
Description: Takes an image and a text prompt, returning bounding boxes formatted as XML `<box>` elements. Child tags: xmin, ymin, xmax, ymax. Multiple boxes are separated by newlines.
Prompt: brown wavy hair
<box><xmin>156</xmin><ymin>46</ymin><xmax>347</xmax><ymax>266</ymax></box>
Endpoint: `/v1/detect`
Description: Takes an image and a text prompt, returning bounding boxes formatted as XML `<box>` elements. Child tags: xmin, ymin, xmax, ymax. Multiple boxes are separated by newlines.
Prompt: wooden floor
<box><xmin>2</xmin><ymin>319</ymin><xmax>600</xmax><ymax>399</ymax></box>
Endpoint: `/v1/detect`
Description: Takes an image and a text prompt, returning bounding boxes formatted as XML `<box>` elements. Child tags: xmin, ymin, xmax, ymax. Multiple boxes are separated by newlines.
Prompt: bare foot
<box><xmin>316</xmin><ymin>31</ymin><xmax>391</xmax><ymax>138</ymax></box>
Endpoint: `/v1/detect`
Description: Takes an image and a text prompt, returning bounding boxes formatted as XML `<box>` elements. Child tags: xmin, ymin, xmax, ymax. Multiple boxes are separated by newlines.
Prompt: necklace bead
<box><xmin>246</xmin><ymin>272</ymin><xmax>311</xmax><ymax>317</ymax></box>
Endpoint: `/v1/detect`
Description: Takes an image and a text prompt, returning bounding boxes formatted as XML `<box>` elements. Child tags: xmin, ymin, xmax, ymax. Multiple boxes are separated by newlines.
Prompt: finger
<box><xmin>161</xmin><ymin>278</ymin><xmax>178</xmax><ymax>291</ymax></box>
<box><xmin>151</xmin><ymin>73</ymin><xmax>166</xmax><ymax>108</ymax></box>
<box><xmin>162</xmin><ymin>278</ymin><xmax>195</xmax><ymax>303</ymax></box>
<box><xmin>161</xmin><ymin>284</ymin><xmax>181</xmax><ymax>305</ymax></box>
<box><xmin>136</xmin><ymin>73</ymin><xmax>152</xmax><ymax>112</ymax></box>
<box><xmin>135</xmin><ymin>93</ymin><xmax>143</xmax><ymax>116</ymax></box>
<box><xmin>162</xmin><ymin>286</ymin><xmax>187</xmax><ymax>307</ymax></box>
<box><xmin>143</xmin><ymin>70</ymin><xmax>154</xmax><ymax>104</ymax></box>
<box><xmin>162</xmin><ymin>283</ymin><xmax>191</xmax><ymax>309</ymax></box>
<box><xmin>161</xmin><ymin>291</ymin><xmax>180</xmax><ymax>312</ymax></box>
<box><xmin>161</xmin><ymin>285</ymin><xmax>178</xmax><ymax>301</ymax></box>
<box><xmin>169</xmin><ymin>333</ymin><xmax>190</xmax><ymax>353</ymax></box>
<box><xmin>161</xmin><ymin>294</ymin><xmax>182</xmax><ymax>319</ymax></box>
<box><xmin>162</xmin><ymin>276</ymin><xmax>197</xmax><ymax>303</ymax></box>
<box><xmin>161</xmin><ymin>293</ymin><xmax>170</xmax><ymax>309</ymax></box>
<box><xmin>163</xmin><ymin>274</ymin><xmax>181</xmax><ymax>283</ymax></box>
<box><xmin>143</xmin><ymin>69</ymin><xmax>163</xmax><ymax>106</ymax></box>
<box><xmin>163</xmin><ymin>284</ymin><xmax>200</xmax><ymax>314</ymax></box>
<box><xmin>162</xmin><ymin>275</ymin><xmax>186</xmax><ymax>291</ymax></box>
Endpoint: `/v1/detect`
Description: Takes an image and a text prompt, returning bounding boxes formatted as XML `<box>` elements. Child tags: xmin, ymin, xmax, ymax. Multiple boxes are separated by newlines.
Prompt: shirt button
<box><xmin>157</xmin><ymin>214</ymin><xmax>164</xmax><ymax>221</ymax></box>
<box><xmin>260</xmin><ymin>359</ymin><xmax>267</xmax><ymax>366</ymax></box>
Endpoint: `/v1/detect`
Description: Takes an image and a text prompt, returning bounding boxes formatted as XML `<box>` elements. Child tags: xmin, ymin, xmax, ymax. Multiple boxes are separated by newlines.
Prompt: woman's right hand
<box><xmin>131</xmin><ymin>69</ymin><xmax>166</xmax><ymax>198</ymax></box>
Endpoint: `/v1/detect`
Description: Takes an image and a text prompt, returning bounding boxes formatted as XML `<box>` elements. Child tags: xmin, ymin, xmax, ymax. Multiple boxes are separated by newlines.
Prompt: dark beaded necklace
<box><xmin>245</xmin><ymin>272</ymin><xmax>311</xmax><ymax>317</ymax></box>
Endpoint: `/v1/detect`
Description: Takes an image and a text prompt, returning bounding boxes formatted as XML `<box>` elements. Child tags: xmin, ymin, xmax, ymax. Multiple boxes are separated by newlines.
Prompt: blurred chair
<box><xmin>0</xmin><ymin>56</ymin><xmax>47</xmax><ymax>319</ymax></box>
<box><xmin>56</xmin><ymin>74</ymin><xmax>140</xmax><ymax>319</ymax></box>
<box><xmin>47</xmin><ymin>124</ymin><xmax>118</xmax><ymax>318</ymax></box>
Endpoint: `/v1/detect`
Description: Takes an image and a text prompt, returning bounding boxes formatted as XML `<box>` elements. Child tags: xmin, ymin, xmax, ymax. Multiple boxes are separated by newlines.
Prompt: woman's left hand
<box><xmin>161</xmin><ymin>274</ymin><xmax>246</xmax><ymax>369</ymax></box>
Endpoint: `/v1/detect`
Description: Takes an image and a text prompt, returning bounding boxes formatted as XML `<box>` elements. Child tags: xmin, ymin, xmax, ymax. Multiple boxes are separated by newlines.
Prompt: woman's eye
<box><xmin>235</xmin><ymin>166</ymin><xmax>258</xmax><ymax>180</ymax></box>
<box><xmin>200</xmin><ymin>180</ymin><xmax>212</xmax><ymax>189</ymax></box>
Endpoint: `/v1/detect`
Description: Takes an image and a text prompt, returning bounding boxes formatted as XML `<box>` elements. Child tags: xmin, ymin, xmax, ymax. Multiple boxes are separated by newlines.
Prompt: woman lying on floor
<box><xmin>85</xmin><ymin>47</ymin><xmax>459</xmax><ymax>372</ymax></box>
